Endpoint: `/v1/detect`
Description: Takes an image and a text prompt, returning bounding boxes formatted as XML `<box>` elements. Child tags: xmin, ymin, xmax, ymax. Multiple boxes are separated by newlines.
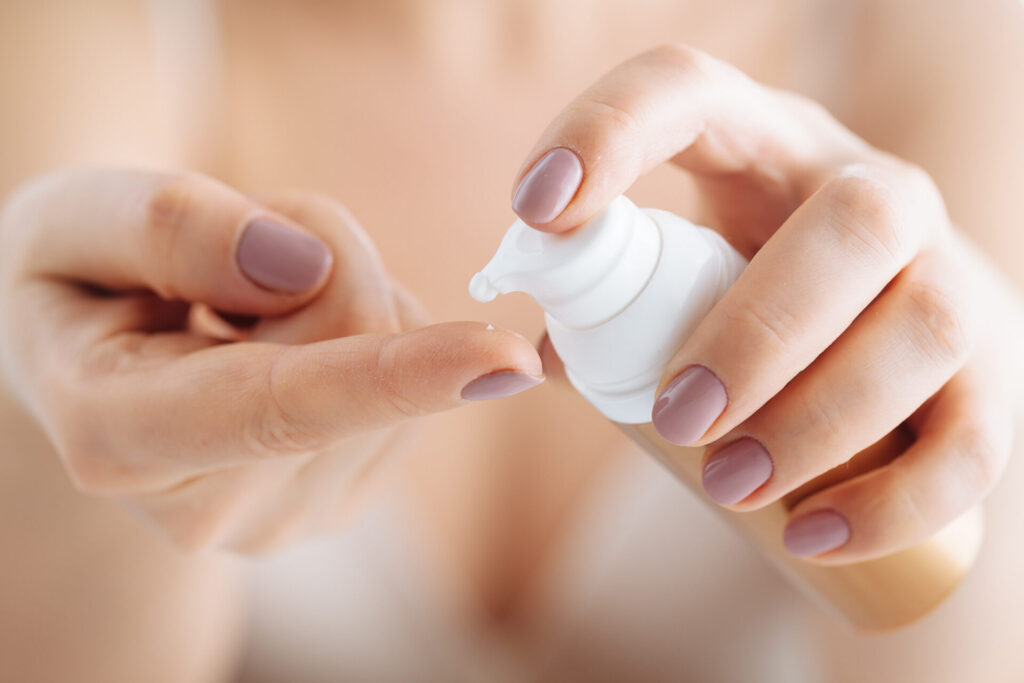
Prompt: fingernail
<box><xmin>461</xmin><ymin>371</ymin><xmax>544</xmax><ymax>401</ymax></box>
<box><xmin>512</xmin><ymin>148</ymin><xmax>583</xmax><ymax>224</ymax></box>
<box><xmin>236</xmin><ymin>217</ymin><xmax>333</xmax><ymax>293</ymax></box>
<box><xmin>651</xmin><ymin>366</ymin><xmax>727</xmax><ymax>445</ymax></box>
<box><xmin>702</xmin><ymin>438</ymin><xmax>773</xmax><ymax>505</ymax></box>
<box><xmin>784</xmin><ymin>510</ymin><xmax>851</xmax><ymax>557</ymax></box>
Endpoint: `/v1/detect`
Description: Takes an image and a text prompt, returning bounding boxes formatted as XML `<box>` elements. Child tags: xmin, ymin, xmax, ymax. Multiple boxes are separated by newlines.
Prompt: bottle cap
<box><xmin>469</xmin><ymin>196</ymin><xmax>661</xmax><ymax>329</ymax></box>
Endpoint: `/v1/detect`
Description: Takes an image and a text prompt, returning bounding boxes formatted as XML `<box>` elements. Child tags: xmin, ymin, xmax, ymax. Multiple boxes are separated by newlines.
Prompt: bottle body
<box><xmin>547</xmin><ymin>208</ymin><xmax>746</xmax><ymax>425</ymax></box>
<box><xmin>619</xmin><ymin>422</ymin><xmax>983</xmax><ymax>630</ymax></box>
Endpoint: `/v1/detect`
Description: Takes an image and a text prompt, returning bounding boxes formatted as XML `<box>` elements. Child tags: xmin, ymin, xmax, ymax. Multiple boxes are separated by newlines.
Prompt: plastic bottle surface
<box><xmin>470</xmin><ymin>195</ymin><xmax>982</xmax><ymax>630</ymax></box>
<box><xmin>470</xmin><ymin>195</ymin><xmax>745</xmax><ymax>423</ymax></box>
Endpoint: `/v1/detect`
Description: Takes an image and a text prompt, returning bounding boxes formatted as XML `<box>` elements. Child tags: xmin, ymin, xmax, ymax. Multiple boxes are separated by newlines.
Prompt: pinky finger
<box><xmin>783</xmin><ymin>363</ymin><xmax>1012</xmax><ymax>564</ymax></box>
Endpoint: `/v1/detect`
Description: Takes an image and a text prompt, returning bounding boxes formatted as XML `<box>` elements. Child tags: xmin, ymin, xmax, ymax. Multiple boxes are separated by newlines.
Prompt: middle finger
<box><xmin>699</xmin><ymin>248</ymin><xmax>976</xmax><ymax>508</ymax></box>
<box><xmin>652</xmin><ymin>162</ymin><xmax>943</xmax><ymax>447</ymax></box>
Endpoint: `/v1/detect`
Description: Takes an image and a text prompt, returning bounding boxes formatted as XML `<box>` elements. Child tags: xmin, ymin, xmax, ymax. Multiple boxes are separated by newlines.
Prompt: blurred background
<box><xmin>1</xmin><ymin>1</ymin><xmax>1023</xmax><ymax>682</ymax></box>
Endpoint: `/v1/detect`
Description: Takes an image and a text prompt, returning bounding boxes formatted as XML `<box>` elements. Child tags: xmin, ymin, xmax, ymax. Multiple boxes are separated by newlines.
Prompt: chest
<box><xmin>215</xmin><ymin>0</ymin><xmax>808</xmax><ymax>321</ymax></box>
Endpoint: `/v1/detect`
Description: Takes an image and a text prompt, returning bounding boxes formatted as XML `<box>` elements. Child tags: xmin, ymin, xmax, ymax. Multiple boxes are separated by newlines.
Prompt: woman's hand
<box><xmin>518</xmin><ymin>45</ymin><xmax>1023</xmax><ymax>564</ymax></box>
<box><xmin>0</xmin><ymin>169</ymin><xmax>543</xmax><ymax>553</ymax></box>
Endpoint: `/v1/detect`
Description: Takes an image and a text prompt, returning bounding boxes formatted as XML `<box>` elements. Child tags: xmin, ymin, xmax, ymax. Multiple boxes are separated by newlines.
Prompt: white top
<box><xmin>236</xmin><ymin>450</ymin><xmax>815</xmax><ymax>682</ymax></box>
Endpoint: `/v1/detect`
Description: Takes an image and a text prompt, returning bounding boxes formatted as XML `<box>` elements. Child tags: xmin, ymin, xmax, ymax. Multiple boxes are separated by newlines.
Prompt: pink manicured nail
<box><xmin>702</xmin><ymin>438</ymin><xmax>773</xmax><ymax>505</ymax></box>
<box><xmin>461</xmin><ymin>371</ymin><xmax>543</xmax><ymax>401</ymax></box>
<box><xmin>784</xmin><ymin>510</ymin><xmax>851</xmax><ymax>557</ymax></box>
<box><xmin>512</xmin><ymin>148</ymin><xmax>583</xmax><ymax>223</ymax></box>
<box><xmin>651</xmin><ymin>366</ymin><xmax>728</xmax><ymax>445</ymax></box>
<box><xmin>236</xmin><ymin>217</ymin><xmax>333</xmax><ymax>293</ymax></box>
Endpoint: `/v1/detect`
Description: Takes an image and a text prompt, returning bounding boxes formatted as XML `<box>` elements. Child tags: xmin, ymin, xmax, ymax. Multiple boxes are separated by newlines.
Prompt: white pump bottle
<box><xmin>470</xmin><ymin>195</ymin><xmax>745</xmax><ymax>423</ymax></box>
<box><xmin>470</xmin><ymin>195</ymin><xmax>981</xmax><ymax>631</ymax></box>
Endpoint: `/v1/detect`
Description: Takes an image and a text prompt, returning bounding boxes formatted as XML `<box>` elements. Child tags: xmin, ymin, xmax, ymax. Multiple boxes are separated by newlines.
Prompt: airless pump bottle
<box><xmin>470</xmin><ymin>195</ymin><xmax>982</xmax><ymax>630</ymax></box>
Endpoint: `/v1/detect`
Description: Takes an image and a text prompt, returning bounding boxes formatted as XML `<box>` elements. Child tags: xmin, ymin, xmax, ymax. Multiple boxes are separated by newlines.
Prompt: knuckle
<box><xmin>642</xmin><ymin>42</ymin><xmax>750</xmax><ymax>91</ymax></box>
<box><xmin>894</xmin><ymin>161</ymin><xmax>948</xmax><ymax>233</ymax></box>
<box><xmin>247</xmin><ymin>348</ymin><xmax>322</xmax><ymax>456</ymax></box>
<box><xmin>78</xmin><ymin>334</ymin><xmax>144</xmax><ymax>378</ymax></box>
<box><xmin>822</xmin><ymin>170</ymin><xmax>908</xmax><ymax>265</ymax></box>
<box><xmin>896</xmin><ymin>161</ymin><xmax>943</xmax><ymax>209</ymax></box>
<box><xmin>246</xmin><ymin>418</ymin><xmax>315</xmax><ymax>458</ymax></box>
<box><xmin>144</xmin><ymin>172</ymin><xmax>204</xmax><ymax>232</ymax></box>
<box><xmin>567</xmin><ymin>44</ymin><xmax>726</xmax><ymax>145</ymax></box>
<box><xmin>903</xmin><ymin>279</ymin><xmax>974</xmax><ymax>367</ymax></box>
<box><xmin>56</xmin><ymin>434</ymin><xmax>134</xmax><ymax>496</ymax></box>
<box><xmin>882</xmin><ymin>475</ymin><xmax>931</xmax><ymax>538</ymax></box>
<box><xmin>794</xmin><ymin>392</ymin><xmax>847</xmax><ymax>454</ymax></box>
<box><xmin>247</xmin><ymin>401</ymin><xmax>319</xmax><ymax>455</ymax></box>
<box><xmin>569</xmin><ymin>95</ymin><xmax>644</xmax><ymax>140</ymax></box>
<box><xmin>730</xmin><ymin>298</ymin><xmax>802</xmax><ymax>352</ymax></box>
<box><xmin>644</xmin><ymin>43</ymin><xmax>717</xmax><ymax>78</ymax></box>
<box><xmin>49</xmin><ymin>392</ymin><xmax>128</xmax><ymax>495</ymax></box>
<box><xmin>371</xmin><ymin>335</ymin><xmax>427</xmax><ymax>420</ymax></box>
<box><xmin>0</xmin><ymin>172</ymin><xmax>69</xmax><ymax>273</ymax></box>
<box><xmin>777</xmin><ymin>90</ymin><xmax>835</xmax><ymax>126</ymax></box>
<box><xmin>142</xmin><ymin>173</ymin><xmax>207</xmax><ymax>299</ymax></box>
<box><xmin>953</xmin><ymin>422</ymin><xmax>1006</xmax><ymax>495</ymax></box>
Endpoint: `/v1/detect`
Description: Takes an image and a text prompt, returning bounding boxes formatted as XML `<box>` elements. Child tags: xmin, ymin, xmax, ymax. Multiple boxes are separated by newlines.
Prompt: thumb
<box><xmin>7</xmin><ymin>168</ymin><xmax>333</xmax><ymax>316</ymax></box>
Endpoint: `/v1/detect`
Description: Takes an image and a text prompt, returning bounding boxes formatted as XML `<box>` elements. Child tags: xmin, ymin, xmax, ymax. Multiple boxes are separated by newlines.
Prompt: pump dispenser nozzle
<box><xmin>467</xmin><ymin>272</ymin><xmax>500</xmax><ymax>303</ymax></box>
<box><xmin>470</xmin><ymin>196</ymin><xmax>661</xmax><ymax>329</ymax></box>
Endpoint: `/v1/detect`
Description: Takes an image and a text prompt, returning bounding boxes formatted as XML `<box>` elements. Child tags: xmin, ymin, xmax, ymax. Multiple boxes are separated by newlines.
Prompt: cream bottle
<box><xmin>469</xmin><ymin>195</ymin><xmax>982</xmax><ymax>630</ymax></box>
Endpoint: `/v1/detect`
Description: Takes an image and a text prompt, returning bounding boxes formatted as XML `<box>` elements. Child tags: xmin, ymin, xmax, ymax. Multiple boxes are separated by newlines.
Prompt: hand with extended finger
<box><xmin>0</xmin><ymin>169</ymin><xmax>544</xmax><ymax>553</ymax></box>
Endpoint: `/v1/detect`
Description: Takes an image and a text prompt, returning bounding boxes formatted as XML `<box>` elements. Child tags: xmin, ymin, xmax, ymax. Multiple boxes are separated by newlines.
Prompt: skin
<box><xmin>526</xmin><ymin>45</ymin><xmax>1024</xmax><ymax>562</ymax></box>
<box><xmin>0</xmin><ymin>0</ymin><xmax>1023</xmax><ymax>680</ymax></box>
<box><xmin>0</xmin><ymin>170</ymin><xmax>543</xmax><ymax>552</ymax></box>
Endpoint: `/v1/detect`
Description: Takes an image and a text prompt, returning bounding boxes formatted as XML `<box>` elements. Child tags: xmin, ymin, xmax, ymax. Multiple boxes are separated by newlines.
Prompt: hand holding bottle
<box><xmin>511</xmin><ymin>44</ymin><xmax>1023</xmax><ymax>565</ymax></box>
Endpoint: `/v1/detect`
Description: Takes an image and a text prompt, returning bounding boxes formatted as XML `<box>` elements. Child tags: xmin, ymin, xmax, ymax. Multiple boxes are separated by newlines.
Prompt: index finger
<box><xmin>510</xmin><ymin>44</ymin><xmax>863</xmax><ymax>233</ymax></box>
<box><xmin>651</xmin><ymin>162</ymin><xmax>944</xmax><ymax>446</ymax></box>
<box><xmin>2</xmin><ymin>168</ymin><xmax>333</xmax><ymax>315</ymax></box>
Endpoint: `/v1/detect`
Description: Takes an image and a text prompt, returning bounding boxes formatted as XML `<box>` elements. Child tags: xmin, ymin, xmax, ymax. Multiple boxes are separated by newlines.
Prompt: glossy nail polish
<box><xmin>783</xmin><ymin>509</ymin><xmax>851</xmax><ymax>557</ymax></box>
<box><xmin>702</xmin><ymin>437</ymin><xmax>773</xmax><ymax>505</ymax></box>
<box><xmin>461</xmin><ymin>371</ymin><xmax>543</xmax><ymax>401</ymax></box>
<box><xmin>512</xmin><ymin>148</ymin><xmax>583</xmax><ymax>223</ymax></box>
<box><xmin>652</xmin><ymin>366</ymin><xmax>728</xmax><ymax>445</ymax></box>
<box><xmin>236</xmin><ymin>217</ymin><xmax>333</xmax><ymax>293</ymax></box>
